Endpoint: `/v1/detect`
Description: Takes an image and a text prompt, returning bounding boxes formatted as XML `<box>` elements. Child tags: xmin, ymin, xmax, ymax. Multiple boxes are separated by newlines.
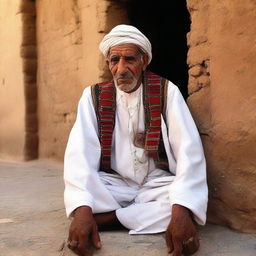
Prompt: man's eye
<box><xmin>125</xmin><ymin>56</ymin><xmax>136</xmax><ymax>62</ymax></box>
<box><xmin>110</xmin><ymin>56</ymin><xmax>120</xmax><ymax>63</ymax></box>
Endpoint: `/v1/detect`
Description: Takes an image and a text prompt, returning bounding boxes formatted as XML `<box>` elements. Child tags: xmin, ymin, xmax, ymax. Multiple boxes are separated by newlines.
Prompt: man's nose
<box><xmin>116</xmin><ymin>58</ymin><xmax>128</xmax><ymax>74</ymax></box>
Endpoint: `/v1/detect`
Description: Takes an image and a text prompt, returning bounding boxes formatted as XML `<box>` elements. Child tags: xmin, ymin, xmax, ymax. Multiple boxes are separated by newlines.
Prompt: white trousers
<box><xmin>91</xmin><ymin>171</ymin><xmax>174</xmax><ymax>235</ymax></box>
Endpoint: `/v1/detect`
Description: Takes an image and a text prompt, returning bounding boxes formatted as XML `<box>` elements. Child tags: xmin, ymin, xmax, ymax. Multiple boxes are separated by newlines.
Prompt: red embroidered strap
<box><xmin>143</xmin><ymin>71</ymin><xmax>163</xmax><ymax>160</ymax></box>
<box><xmin>92</xmin><ymin>71</ymin><xmax>168</xmax><ymax>171</ymax></box>
<box><xmin>96</xmin><ymin>80</ymin><xmax>116</xmax><ymax>171</ymax></box>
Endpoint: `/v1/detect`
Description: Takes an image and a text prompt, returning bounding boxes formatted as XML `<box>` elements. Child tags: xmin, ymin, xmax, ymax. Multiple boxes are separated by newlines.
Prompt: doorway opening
<box><xmin>126</xmin><ymin>0</ymin><xmax>191</xmax><ymax>99</ymax></box>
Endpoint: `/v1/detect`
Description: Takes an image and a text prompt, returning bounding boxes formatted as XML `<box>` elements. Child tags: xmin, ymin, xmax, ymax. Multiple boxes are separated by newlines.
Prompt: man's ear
<box><xmin>142</xmin><ymin>55</ymin><xmax>149</xmax><ymax>71</ymax></box>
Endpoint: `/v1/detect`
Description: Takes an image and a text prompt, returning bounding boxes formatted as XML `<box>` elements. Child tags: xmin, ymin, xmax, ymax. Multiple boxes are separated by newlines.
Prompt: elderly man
<box><xmin>64</xmin><ymin>24</ymin><xmax>208</xmax><ymax>256</ymax></box>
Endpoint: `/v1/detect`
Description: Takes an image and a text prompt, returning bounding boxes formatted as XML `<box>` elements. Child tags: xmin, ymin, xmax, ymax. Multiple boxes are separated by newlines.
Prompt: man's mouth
<box><xmin>118</xmin><ymin>77</ymin><xmax>131</xmax><ymax>81</ymax></box>
<box><xmin>117</xmin><ymin>78</ymin><xmax>132</xmax><ymax>84</ymax></box>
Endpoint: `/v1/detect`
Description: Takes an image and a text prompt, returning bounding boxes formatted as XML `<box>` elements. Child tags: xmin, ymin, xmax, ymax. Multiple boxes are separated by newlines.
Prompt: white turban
<box><xmin>99</xmin><ymin>24</ymin><xmax>152</xmax><ymax>64</ymax></box>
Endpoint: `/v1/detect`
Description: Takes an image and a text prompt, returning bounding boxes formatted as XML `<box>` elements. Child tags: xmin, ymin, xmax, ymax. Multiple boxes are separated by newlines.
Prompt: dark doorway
<box><xmin>126</xmin><ymin>0</ymin><xmax>190</xmax><ymax>99</ymax></box>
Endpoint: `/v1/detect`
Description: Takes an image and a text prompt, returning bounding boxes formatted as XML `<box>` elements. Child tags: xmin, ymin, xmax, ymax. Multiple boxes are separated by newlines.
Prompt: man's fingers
<box><xmin>165</xmin><ymin>231</ymin><xmax>173</xmax><ymax>253</ymax></box>
<box><xmin>172</xmin><ymin>238</ymin><xmax>183</xmax><ymax>256</ymax></box>
<box><xmin>183</xmin><ymin>236</ymin><xmax>200</xmax><ymax>255</ymax></box>
<box><xmin>81</xmin><ymin>250</ymin><xmax>93</xmax><ymax>256</ymax></box>
<box><xmin>77</xmin><ymin>230</ymin><xmax>91</xmax><ymax>256</ymax></box>
<box><xmin>67</xmin><ymin>239</ymin><xmax>83</xmax><ymax>256</ymax></box>
<box><xmin>67</xmin><ymin>240</ymin><xmax>79</xmax><ymax>250</ymax></box>
<box><xmin>92</xmin><ymin>225</ymin><xmax>102</xmax><ymax>249</ymax></box>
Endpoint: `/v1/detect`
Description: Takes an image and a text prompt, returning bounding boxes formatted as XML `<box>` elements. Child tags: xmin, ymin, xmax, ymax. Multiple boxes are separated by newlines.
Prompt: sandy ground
<box><xmin>0</xmin><ymin>160</ymin><xmax>256</xmax><ymax>256</ymax></box>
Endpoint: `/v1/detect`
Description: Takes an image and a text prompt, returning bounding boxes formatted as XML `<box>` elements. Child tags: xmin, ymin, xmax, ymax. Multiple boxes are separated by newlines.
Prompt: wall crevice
<box><xmin>20</xmin><ymin>0</ymin><xmax>38</xmax><ymax>160</ymax></box>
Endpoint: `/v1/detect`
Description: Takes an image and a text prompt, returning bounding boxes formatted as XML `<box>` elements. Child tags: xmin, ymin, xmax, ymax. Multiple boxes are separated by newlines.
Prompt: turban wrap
<box><xmin>99</xmin><ymin>24</ymin><xmax>152</xmax><ymax>64</ymax></box>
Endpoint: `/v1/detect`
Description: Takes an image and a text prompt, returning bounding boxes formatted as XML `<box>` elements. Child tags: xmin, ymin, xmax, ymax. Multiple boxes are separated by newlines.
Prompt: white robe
<box><xmin>64</xmin><ymin>81</ymin><xmax>208</xmax><ymax>234</ymax></box>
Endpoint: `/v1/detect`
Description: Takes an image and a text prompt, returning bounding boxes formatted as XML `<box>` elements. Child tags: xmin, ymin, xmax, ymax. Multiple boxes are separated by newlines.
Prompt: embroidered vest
<box><xmin>91</xmin><ymin>70</ymin><xmax>169</xmax><ymax>173</ymax></box>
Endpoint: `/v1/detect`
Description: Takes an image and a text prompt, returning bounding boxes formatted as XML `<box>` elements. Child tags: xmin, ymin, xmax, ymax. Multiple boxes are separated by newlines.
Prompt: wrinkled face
<box><xmin>107</xmin><ymin>44</ymin><xmax>148</xmax><ymax>93</ymax></box>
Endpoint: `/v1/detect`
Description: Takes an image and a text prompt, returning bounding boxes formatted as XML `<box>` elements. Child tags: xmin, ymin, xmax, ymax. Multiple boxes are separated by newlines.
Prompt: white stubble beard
<box><xmin>113</xmin><ymin>75</ymin><xmax>138</xmax><ymax>93</ymax></box>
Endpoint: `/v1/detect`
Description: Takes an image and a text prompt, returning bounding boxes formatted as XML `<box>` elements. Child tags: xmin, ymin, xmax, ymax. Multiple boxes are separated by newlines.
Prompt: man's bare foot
<box><xmin>93</xmin><ymin>211</ymin><xmax>126</xmax><ymax>231</ymax></box>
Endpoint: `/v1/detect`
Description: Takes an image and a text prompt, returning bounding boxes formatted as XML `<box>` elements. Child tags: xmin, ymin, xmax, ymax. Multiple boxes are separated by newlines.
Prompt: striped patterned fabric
<box><xmin>92</xmin><ymin>71</ymin><xmax>168</xmax><ymax>172</ymax></box>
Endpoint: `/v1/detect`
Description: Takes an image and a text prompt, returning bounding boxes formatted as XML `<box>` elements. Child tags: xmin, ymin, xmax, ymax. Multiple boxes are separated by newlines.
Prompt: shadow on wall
<box><xmin>126</xmin><ymin>0</ymin><xmax>191</xmax><ymax>99</ymax></box>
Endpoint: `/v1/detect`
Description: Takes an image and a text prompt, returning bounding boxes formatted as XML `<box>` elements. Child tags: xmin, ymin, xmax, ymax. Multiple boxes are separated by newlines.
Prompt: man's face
<box><xmin>107</xmin><ymin>44</ymin><xmax>148</xmax><ymax>93</ymax></box>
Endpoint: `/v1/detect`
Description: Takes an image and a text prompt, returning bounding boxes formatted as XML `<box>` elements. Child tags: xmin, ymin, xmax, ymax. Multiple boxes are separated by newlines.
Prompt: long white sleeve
<box><xmin>63</xmin><ymin>87</ymin><xmax>120</xmax><ymax>217</ymax></box>
<box><xmin>165</xmin><ymin>82</ymin><xmax>208</xmax><ymax>225</ymax></box>
<box><xmin>63</xmin><ymin>82</ymin><xmax>208</xmax><ymax>225</ymax></box>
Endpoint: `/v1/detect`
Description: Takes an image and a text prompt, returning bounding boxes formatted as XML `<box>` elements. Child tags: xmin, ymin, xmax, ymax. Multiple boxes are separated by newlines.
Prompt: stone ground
<box><xmin>0</xmin><ymin>160</ymin><xmax>256</xmax><ymax>256</ymax></box>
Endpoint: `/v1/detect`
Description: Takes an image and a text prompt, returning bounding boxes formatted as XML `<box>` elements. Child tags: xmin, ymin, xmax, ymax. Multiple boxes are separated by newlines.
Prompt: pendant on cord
<box><xmin>134</xmin><ymin>132</ymin><xmax>145</xmax><ymax>148</ymax></box>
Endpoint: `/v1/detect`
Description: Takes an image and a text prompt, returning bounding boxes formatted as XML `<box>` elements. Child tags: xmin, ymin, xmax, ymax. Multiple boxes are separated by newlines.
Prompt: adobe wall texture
<box><xmin>0</xmin><ymin>0</ymin><xmax>256</xmax><ymax>233</ymax></box>
<box><xmin>0</xmin><ymin>1</ymin><xmax>23</xmax><ymax>160</ymax></box>
<box><xmin>36</xmin><ymin>0</ymin><xmax>85</xmax><ymax>159</ymax></box>
<box><xmin>0</xmin><ymin>0</ymin><xmax>37</xmax><ymax>160</ymax></box>
<box><xmin>187</xmin><ymin>0</ymin><xmax>256</xmax><ymax>232</ymax></box>
<box><xmin>36</xmin><ymin>0</ymin><xmax>127</xmax><ymax>160</ymax></box>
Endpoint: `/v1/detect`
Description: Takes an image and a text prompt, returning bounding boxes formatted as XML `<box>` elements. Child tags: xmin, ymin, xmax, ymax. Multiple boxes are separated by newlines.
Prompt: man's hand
<box><xmin>165</xmin><ymin>204</ymin><xmax>199</xmax><ymax>256</ymax></box>
<box><xmin>68</xmin><ymin>206</ymin><xmax>101</xmax><ymax>256</ymax></box>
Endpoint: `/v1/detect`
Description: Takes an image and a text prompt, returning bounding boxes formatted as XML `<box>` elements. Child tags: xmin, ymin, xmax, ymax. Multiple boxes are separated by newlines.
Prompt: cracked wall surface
<box><xmin>187</xmin><ymin>0</ymin><xmax>256</xmax><ymax>233</ymax></box>
<box><xmin>36</xmin><ymin>0</ymin><xmax>85</xmax><ymax>159</ymax></box>
<box><xmin>36</xmin><ymin>0</ymin><xmax>128</xmax><ymax>159</ymax></box>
